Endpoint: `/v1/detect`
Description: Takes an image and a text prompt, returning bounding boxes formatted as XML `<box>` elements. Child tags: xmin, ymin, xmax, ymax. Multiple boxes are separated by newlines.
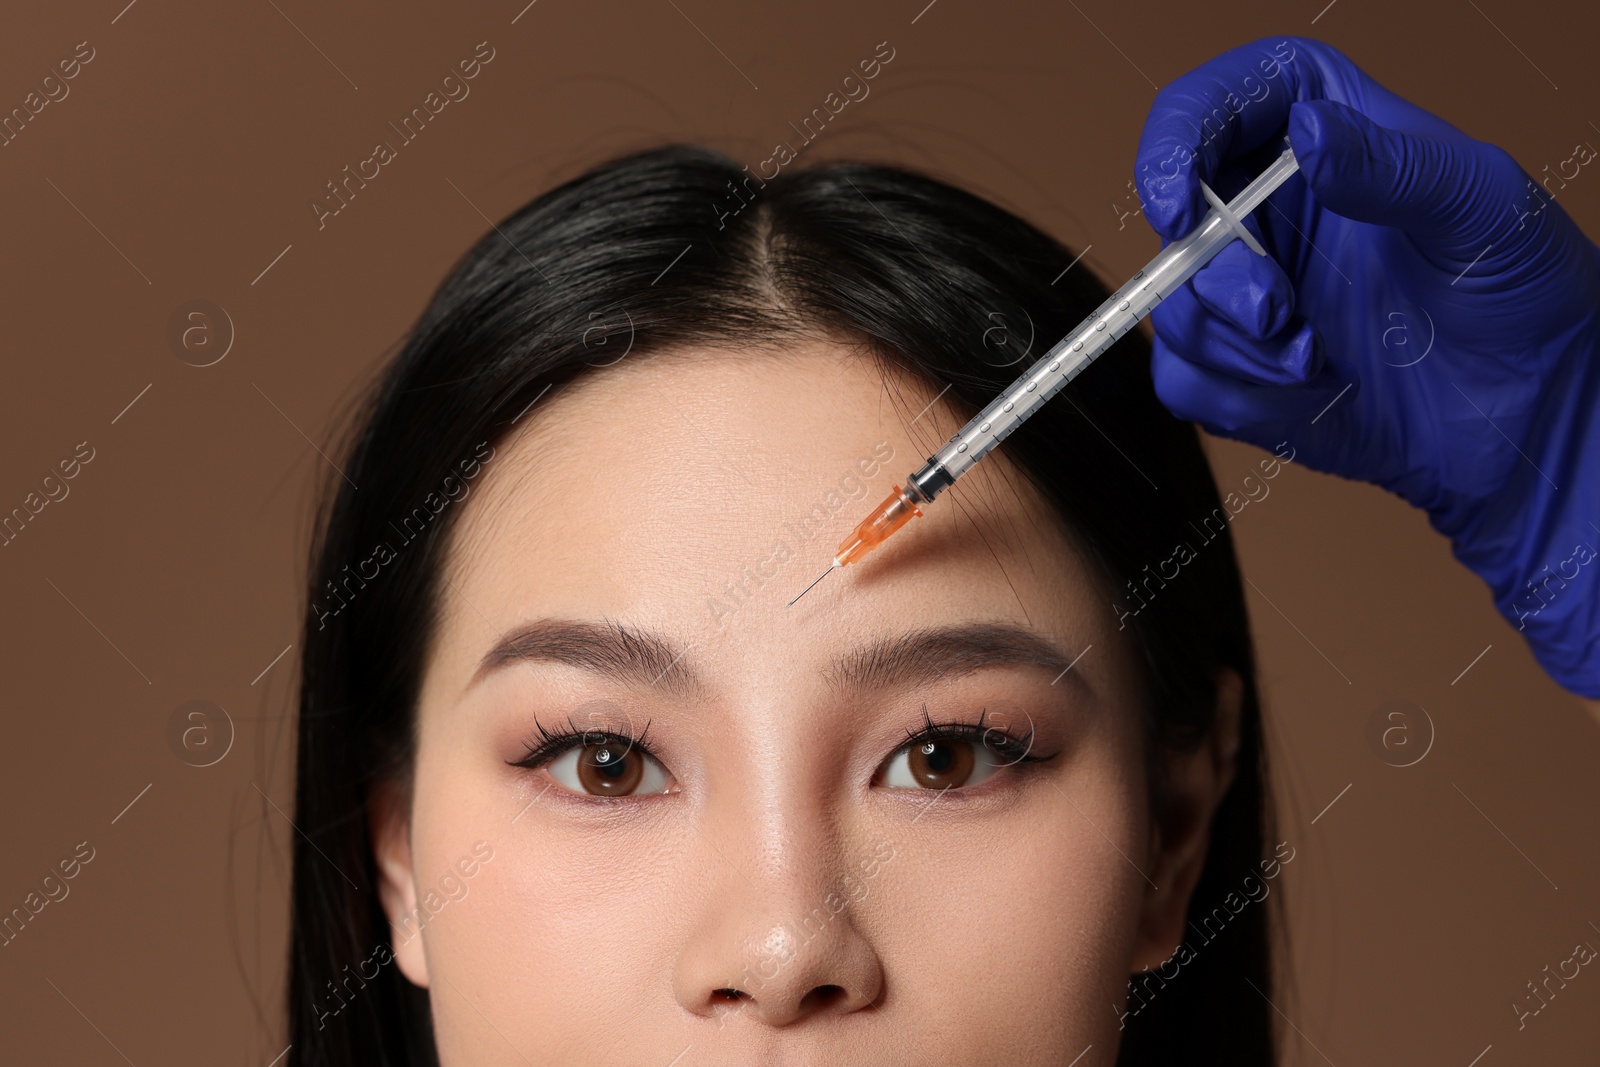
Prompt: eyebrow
<box><xmin>470</xmin><ymin>618</ymin><xmax>1088</xmax><ymax>698</ymax></box>
<box><xmin>822</xmin><ymin>622</ymin><xmax>1088</xmax><ymax>696</ymax></box>
<box><xmin>471</xmin><ymin>618</ymin><xmax>706</xmax><ymax>699</ymax></box>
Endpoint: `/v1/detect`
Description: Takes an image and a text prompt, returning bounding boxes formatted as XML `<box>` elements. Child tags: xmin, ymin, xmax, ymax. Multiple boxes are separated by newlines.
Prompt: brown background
<box><xmin>2</xmin><ymin>0</ymin><xmax>1598</xmax><ymax>1062</ymax></box>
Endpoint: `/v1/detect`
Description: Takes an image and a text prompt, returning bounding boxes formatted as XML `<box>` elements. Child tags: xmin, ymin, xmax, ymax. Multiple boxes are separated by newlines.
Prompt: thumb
<box><xmin>1288</xmin><ymin>98</ymin><xmax>1528</xmax><ymax>259</ymax></box>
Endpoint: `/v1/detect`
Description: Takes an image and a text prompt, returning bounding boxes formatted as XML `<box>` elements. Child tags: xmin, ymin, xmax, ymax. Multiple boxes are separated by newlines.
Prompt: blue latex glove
<box><xmin>1134</xmin><ymin>36</ymin><xmax>1600</xmax><ymax>697</ymax></box>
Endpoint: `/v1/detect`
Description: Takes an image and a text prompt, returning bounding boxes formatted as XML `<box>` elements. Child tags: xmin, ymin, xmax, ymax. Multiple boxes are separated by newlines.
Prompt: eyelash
<box><xmin>506</xmin><ymin>706</ymin><xmax>1058</xmax><ymax>785</ymax></box>
<box><xmin>892</xmin><ymin>705</ymin><xmax>1058</xmax><ymax>775</ymax></box>
<box><xmin>507</xmin><ymin>714</ymin><xmax>657</xmax><ymax>771</ymax></box>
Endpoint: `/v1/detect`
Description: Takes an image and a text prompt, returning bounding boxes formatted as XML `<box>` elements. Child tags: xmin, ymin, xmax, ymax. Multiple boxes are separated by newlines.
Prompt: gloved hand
<box><xmin>1133</xmin><ymin>35</ymin><xmax>1600</xmax><ymax>698</ymax></box>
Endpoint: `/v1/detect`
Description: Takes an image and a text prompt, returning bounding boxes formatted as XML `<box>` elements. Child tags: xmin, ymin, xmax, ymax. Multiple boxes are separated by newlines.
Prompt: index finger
<box><xmin>1134</xmin><ymin>37</ymin><xmax>1321</xmax><ymax>238</ymax></box>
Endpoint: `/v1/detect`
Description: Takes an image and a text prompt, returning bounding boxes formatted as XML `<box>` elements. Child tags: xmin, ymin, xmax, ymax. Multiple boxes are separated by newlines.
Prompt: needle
<box><xmin>787</xmin><ymin>562</ymin><xmax>838</xmax><ymax>607</ymax></box>
<box><xmin>779</xmin><ymin>145</ymin><xmax>1304</xmax><ymax>613</ymax></box>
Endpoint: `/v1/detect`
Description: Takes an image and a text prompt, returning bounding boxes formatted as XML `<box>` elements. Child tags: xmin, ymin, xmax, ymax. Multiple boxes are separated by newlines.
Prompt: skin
<box><xmin>372</xmin><ymin>338</ymin><xmax>1242</xmax><ymax>1066</ymax></box>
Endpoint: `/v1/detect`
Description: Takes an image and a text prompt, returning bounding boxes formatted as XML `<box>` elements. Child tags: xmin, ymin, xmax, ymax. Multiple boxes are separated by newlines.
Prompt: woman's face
<box><xmin>374</xmin><ymin>340</ymin><xmax>1235</xmax><ymax>1065</ymax></box>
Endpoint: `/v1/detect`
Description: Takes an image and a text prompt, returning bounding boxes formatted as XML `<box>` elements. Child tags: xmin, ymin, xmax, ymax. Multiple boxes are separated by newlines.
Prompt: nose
<box><xmin>673</xmin><ymin>812</ymin><xmax>886</xmax><ymax>1027</ymax></box>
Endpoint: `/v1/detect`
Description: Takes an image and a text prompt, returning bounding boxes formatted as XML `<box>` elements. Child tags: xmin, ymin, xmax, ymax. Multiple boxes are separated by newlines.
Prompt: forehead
<box><xmin>427</xmin><ymin>339</ymin><xmax>1118</xmax><ymax>699</ymax></box>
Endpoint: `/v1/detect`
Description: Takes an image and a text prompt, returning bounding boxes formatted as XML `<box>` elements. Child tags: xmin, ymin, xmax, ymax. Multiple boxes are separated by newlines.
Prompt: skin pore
<box><xmin>371</xmin><ymin>338</ymin><xmax>1242</xmax><ymax>1066</ymax></box>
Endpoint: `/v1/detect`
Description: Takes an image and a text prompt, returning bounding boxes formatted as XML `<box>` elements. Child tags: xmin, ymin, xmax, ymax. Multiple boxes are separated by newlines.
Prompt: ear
<box><xmin>370</xmin><ymin>778</ymin><xmax>431</xmax><ymax>988</ymax></box>
<box><xmin>1129</xmin><ymin>666</ymin><xmax>1244</xmax><ymax>973</ymax></box>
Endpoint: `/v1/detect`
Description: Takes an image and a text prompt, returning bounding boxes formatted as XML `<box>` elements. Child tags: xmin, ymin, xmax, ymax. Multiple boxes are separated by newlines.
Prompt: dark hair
<box><xmin>288</xmin><ymin>144</ymin><xmax>1279</xmax><ymax>1065</ymax></box>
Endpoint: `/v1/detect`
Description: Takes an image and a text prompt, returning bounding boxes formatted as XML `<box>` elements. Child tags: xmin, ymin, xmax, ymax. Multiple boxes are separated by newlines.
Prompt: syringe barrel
<box><xmin>910</xmin><ymin>144</ymin><xmax>1300</xmax><ymax>497</ymax></box>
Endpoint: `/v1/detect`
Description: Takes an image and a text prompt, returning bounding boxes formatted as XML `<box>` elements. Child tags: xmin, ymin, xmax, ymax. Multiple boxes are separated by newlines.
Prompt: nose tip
<box><xmin>680</xmin><ymin>916</ymin><xmax>885</xmax><ymax>1028</ymax></box>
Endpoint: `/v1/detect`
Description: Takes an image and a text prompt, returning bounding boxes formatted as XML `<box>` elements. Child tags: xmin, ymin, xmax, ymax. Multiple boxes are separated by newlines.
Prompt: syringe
<box><xmin>788</xmin><ymin>142</ymin><xmax>1301</xmax><ymax>607</ymax></box>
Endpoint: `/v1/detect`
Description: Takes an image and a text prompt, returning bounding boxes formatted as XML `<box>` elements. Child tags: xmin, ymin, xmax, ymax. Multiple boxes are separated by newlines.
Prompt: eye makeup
<box><xmin>505</xmin><ymin>704</ymin><xmax>1062</xmax><ymax>802</ymax></box>
<box><xmin>510</xmin><ymin>713</ymin><xmax>658</xmax><ymax>771</ymax></box>
<box><xmin>878</xmin><ymin>705</ymin><xmax>1060</xmax><ymax>791</ymax></box>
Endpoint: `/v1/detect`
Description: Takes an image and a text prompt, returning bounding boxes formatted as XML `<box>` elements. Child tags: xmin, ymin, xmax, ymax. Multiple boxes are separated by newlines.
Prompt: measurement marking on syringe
<box><xmin>786</xmin><ymin>145</ymin><xmax>1302</xmax><ymax>615</ymax></box>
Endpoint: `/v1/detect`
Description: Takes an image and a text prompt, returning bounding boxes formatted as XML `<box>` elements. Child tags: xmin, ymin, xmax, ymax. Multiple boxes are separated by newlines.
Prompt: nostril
<box><xmin>799</xmin><ymin>984</ymin><xmax>846</xmax><ymax>1012</ymax></box>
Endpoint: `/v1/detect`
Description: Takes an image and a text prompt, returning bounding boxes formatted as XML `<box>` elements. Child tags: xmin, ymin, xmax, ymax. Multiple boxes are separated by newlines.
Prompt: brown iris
<box><xmin>576</xmin><ymin>739</ymin><xmax>645</xmax><ymax>795</ymax></box>
<box><xmin>907</xmin><ymin>738</ymin><xmax>977</xmax><ymax>789</ymax></box>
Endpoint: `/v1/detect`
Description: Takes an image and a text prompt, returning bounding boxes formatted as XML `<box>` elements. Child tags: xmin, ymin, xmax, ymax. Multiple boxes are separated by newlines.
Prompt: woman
<box><xmin>289</xmin><ymin>143</ymin><xmax>1280</xmax><ymax>1065</ymax></box>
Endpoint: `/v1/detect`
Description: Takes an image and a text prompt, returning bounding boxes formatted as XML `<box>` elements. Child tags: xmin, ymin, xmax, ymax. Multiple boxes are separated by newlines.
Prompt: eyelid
<box><xmin>877</xmin><ymin>707</ymin><xmax>1059</xmax><ymax>787</ymax></box>
<box><xmin>900</xmin><ymin>707</ymin><xmax>1042</xmax><ymax>759</ymax></box>
<box><xmin>891</xmin><ymin>722</ymin><xmax>1042</xmax><ymax>766</ymax></box>
<box><xmin>507</xmin><ymin>717</ymin><xmax>659</xmax><ymax>771</ymax></box>
<box><xmin>504</xmin><ymin>709</ymin><xmax>1057</xmax><ymax>797</ymax></box>
<box><xmin>508</xmin><ymin>720</ymin><xmax>676</xmax><ymax>801</ymax></box>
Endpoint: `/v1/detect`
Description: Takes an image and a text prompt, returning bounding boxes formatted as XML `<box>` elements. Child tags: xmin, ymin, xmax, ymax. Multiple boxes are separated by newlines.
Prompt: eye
<box><xmin>878</xmin><ymin>710</ymin><xmax>1055</xmax><ymax>792</ymax></box>
<box><xmin>881</xmin><ymin>735</ymin><xmax>1005</xmax><ymax>791</ymax></box>
<box><xmin>544</xmin><ymin>737</ymin><xmax>673</xmax><ymax>797</ymax></box>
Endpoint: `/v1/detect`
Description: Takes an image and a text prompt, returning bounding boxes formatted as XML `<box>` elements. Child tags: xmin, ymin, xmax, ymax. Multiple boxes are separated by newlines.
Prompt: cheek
<box><xmin>865</xmin><ymin>745</ymin><xmax>1149</xmax><ymax>1053</ymax></box>
<box><xmin>411</xmin><ymin>759</ymin><xmax>686</xmax><ymax>1059</ymax></box>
